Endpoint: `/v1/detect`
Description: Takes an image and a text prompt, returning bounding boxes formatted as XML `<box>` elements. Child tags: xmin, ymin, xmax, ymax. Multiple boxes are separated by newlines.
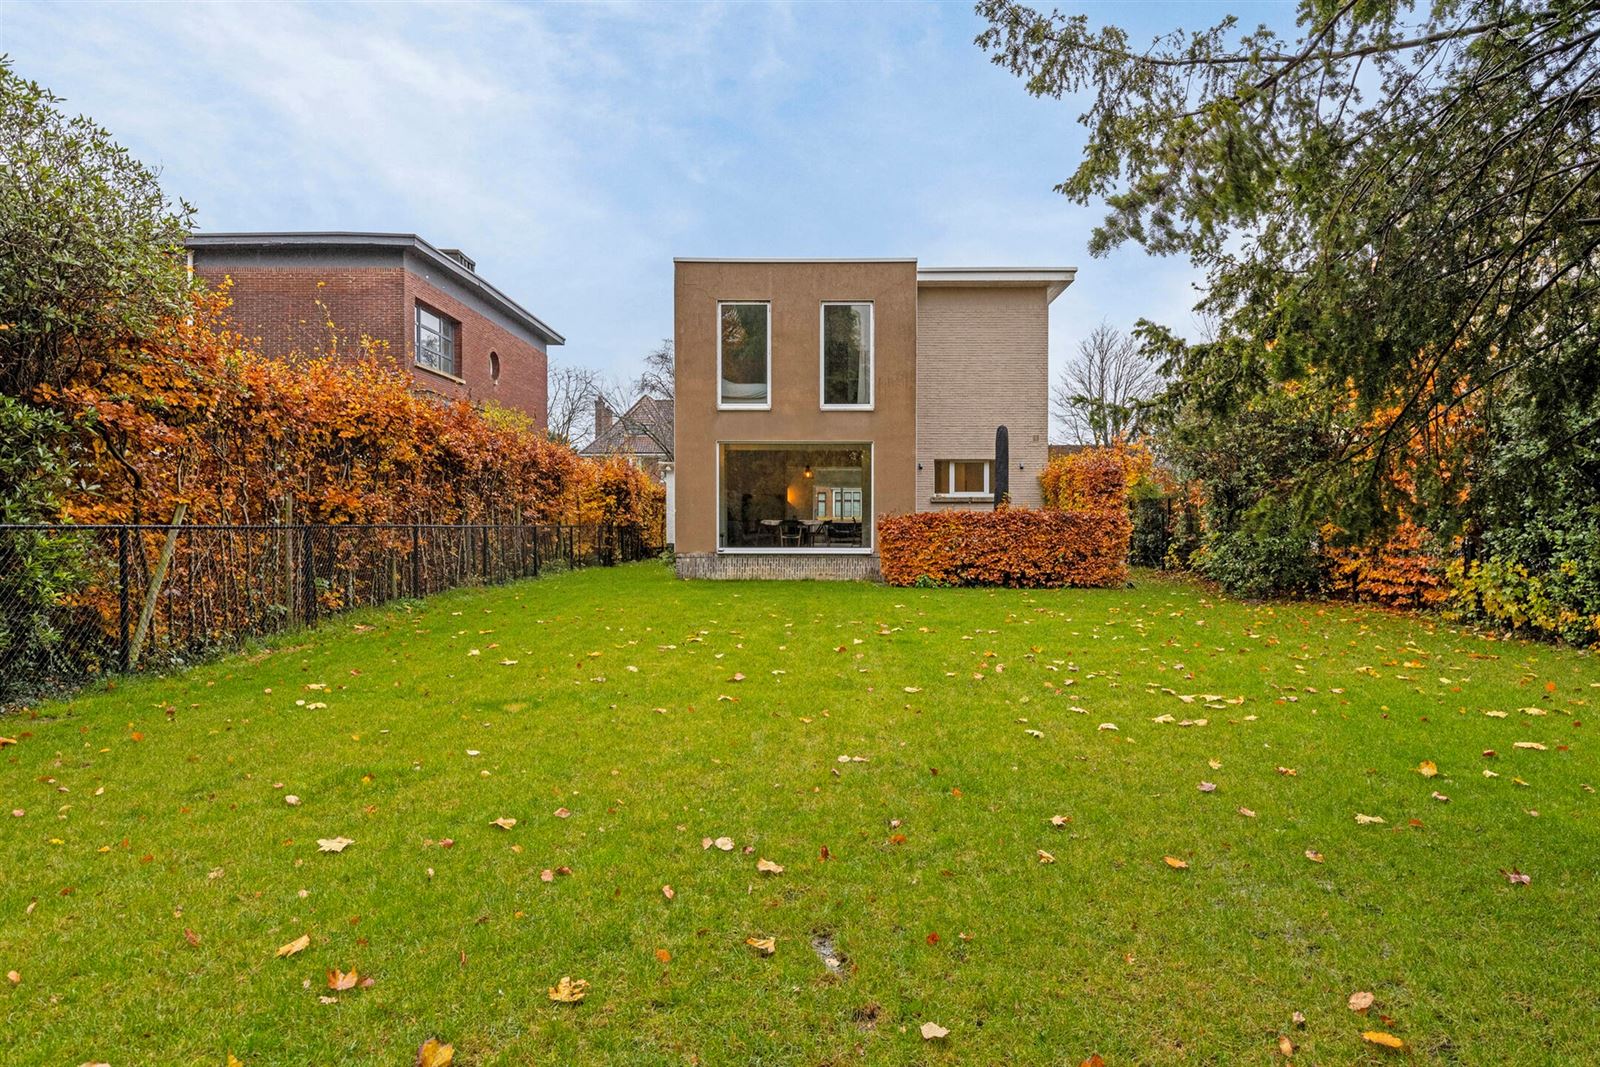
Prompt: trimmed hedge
<box><xmin>879</xmin><ymin>508</ymin><xmax>1131</xmax><ymax>588</ymax></box>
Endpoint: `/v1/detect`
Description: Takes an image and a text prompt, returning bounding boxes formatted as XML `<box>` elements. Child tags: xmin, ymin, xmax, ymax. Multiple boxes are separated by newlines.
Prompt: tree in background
<box><xmin>546</xmin><ymin>360</ymin><xmax>608</xmax><ymax>448</ymax></box>
<box><xmin>1052</xmin><ymin>321</ymin><xmax>1160</xmax><ymax>445</ymax></box>
<box><xmin>982</xmin><ymin>0</ymin><xmax>1600</xmax><ymax>637</ymax></box>
<box><xmin>0</xmin><ymin>58</ymin><xmax>193</xmax><ymax>398</ymax></box>
<box><xmin>634</xmin><ymin>339</ymin><xmax>674</xmax><ymax>402</ymax></box>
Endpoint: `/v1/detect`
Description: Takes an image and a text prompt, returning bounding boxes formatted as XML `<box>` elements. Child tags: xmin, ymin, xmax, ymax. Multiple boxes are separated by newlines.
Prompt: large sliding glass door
<box><xmin>718</xmin><ymin>443</ymin><xmax>871</xmax><ymax>550</ymax></box>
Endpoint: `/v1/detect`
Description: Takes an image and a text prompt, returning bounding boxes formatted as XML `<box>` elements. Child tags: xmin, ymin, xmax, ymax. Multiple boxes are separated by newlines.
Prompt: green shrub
<box><xmin>1197</xmin><ymin>501</ymin><xmax>1322</xmax><ymax>599</ymax></box>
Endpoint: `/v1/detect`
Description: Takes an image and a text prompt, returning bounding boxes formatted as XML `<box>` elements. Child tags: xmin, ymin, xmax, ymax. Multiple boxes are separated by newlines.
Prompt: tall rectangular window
<box><xmin>718</xmin><ymin>302</ymin><xmax>770</xmax><ymax>408</ymax></box>
<box><xmin>821</xmin><ymin>302</ymin><xmax>872</xmax><ymax>408</ymax></box>
<box><xmin>934</xmin><ymin>459</ymin><xmax>992</xmax><ymax>498</ymax></box>
<box><xmin>415</xmin><ymin>303</ymin><xmax>457</xmax><ymax>377</ymax></box>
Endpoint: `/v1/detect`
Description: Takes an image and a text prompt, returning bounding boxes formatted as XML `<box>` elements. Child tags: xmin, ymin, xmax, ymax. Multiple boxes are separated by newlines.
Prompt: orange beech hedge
<box><xmin>879</xmin><ymin>508</ymin><xmax>1131</xmax><ymax>588</ymax></box>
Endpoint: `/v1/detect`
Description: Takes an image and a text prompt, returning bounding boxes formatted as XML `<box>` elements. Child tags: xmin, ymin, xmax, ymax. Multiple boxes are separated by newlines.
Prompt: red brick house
<box><xmin>186</xmin><ymin>232</ymin><xmax>562</xmax><ymax>425</ymax></box>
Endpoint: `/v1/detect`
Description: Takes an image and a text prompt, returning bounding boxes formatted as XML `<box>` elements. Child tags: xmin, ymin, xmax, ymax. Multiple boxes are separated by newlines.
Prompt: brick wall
<box><xmin>196</xmin><ymin>264</ymin><xmax>548</xmax><ymax>428</ymax></box>
<box><xmin>675</xmin><ymin>552</ymin><xmax>882</xmax><ymax>581</ymax></box>
<box><xmin>915</xmin><ymin>287</ymin><xmax>1049</xmax><ymax>510</ymax></box>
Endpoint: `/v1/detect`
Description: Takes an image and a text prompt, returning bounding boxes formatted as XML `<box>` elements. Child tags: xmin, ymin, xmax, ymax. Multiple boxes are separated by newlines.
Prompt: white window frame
<box><xmin>414</xmin><ymin>302</ymin><xmax>458</xmax><ymax>379</ymax></box>
<box><xmin>818</xmin><ymin>301</ymin><xmax>874</xmax><ymax>411</ymax></box>
<box><xmin>715</xmin><ymin>440</ymin><xmax>875</xmax><ymax>555</ymax></box>
<box><xmin>716</xmin><ymin>301</ymin><xmax>772</xmax><ymax>411</ymax></box>
<box><xmin>935</xmin><ymin>459</ymin><xmax>993</xmax><ymax>499</ymax></box>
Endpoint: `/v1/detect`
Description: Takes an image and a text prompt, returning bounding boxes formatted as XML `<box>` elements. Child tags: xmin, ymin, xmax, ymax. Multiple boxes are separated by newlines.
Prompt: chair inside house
<box><xmin>779</xmin><ymin>518</ymin><xmax>803</xmax><ymax>547</ymax></box>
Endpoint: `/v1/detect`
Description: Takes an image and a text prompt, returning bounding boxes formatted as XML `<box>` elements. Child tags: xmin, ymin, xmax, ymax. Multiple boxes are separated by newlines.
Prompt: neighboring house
<box><xmin>186</xmin><ymin>232</ymin><xmax>563</xmax><ymax>425</ymax></box>
<box><xmin>673</xmin><ymin>258</ymin><xmax>1075</xmax><ymax>579</ymax></box>
<box><xmin>580</xmin><ymin>396</ymin><xmax>673</xmax><ymax>478</ymax></box>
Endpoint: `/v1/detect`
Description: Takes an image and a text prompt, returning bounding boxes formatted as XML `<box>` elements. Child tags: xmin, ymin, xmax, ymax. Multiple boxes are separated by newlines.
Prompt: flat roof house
<box><xmin>186</xmin><ymin>232</ymin><xmax>563</xmax><ymax>426</ymax></box>
<box><xmin>673</xmin><ymin>258</ymin><xmax>1075</xmax><ymax>579</ymax></box>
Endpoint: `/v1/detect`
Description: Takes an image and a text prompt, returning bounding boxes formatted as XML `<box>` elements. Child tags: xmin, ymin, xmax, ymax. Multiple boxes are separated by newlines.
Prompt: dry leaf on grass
<box><xmin>1514</xmin><ymin>741</ymin><xmax>1547</xmax><ymax>750</ymax></box>
<box><xmin>415</xmin><ymin>1038</ymin><xmax>454</xmax><ymax>1067</ymax></box>
<box><xmin>714</xmin><ymin>836</ymin><xmax>734</xmax><ymax>851</ymax></box>
<box><xmin>1305</xmin><ymin>849</ymin><xmax>1325</xmax><ymax>863</ymax></box>
<box><xmin>553</xmin><ymin>807</ymin><xmax>572</xmax><ymax>819</ymax></box>
<box><xmin>1037</xmin><ymin>849</ymin><xmax>1056</xmax><ymax>864</ymax></box>
<box><xmin>1348</xmin><ymin>990</ymin><xmax>1375</xmax><ymax>1012</ymax></box>
<box><xmin>662</xmin><ymin>884</ymin><xmax>675</xmax><ymax>900</ymax></box>
<box><xmin>756</xmin><ymin>858</ymin><xmax>784</xmax><ymax>875</ymax></box>
<box><xmin>6</xmin><ymin>970</ymin><xmax>19</xmax><ymax>985</ymax></box>
<box><xmin>1362</xmin><ymin>1031</ymin><xmax>1405</xmax><ymax>1049</ymax></box>
<box><xmin>327</xmin><ymin>968</ymin><xmax>360</xmax><ymax>991</ymax></box>
<box><xmin>1237</xmin><ymin>807</ymin><xmax>1256</xmax><ymax>818</ymax></box>
<box><xmin>276</xmin><ymin>933</ymin><xmax>311</xmax><ymax>958</ymax></box>
<box><xmin>1050</xmin><ymin>814</ymin><xmax>1071</xmax><ymax>827</ymax></box>
<box><xmin>920</xmin><ymin>1022</ymin><xmax>949</xmax><ymax>1040</ymax></box>
<box><xmin>1277</xmin><ymin>1035</ymin><xmax>1295</xmax><ymax>1056</ymax></box>
<box><xmin>1163</xmin><ymin>855</ymin><xmax>1188</xmax><ymax>870</ymax></box>
<box><xmin>491</xmin><ymin>817</ymin><xmax>517</xmax><ymax>830</ymax></box>
<box><xmin>1198</xmin><ymin>781</ymin><xmax>1217</xmax><ymax>793</ymax></box>
<box><xmin>1354</xmin><ymin>813</ymin><xmax>1386</xmax><ymax>825</ymax></box>
<box><xmin>316</xmin><ymin>837</ymin><xmax>354</xmax><ymax>853</ymax></box>
<box><xmin>1502</xmin><ymin>867</ymin><xmax>1532</xmax><ymax>885</ymax></box>
<box><xmin>745</xmin><ymin>936</ymin><xmax>776</xmax><ymax>956</ymax></box>
<box><xmin>548</xmin><ymin>976</ymin><xmax>589</xmax><ymax>1003</ymax></box>
<box><xmin>655</xmin><ymin>948</ymin><xmax>671</xmax><ymax>963</ymax></box>
<box><xmin>1418</xmin><ymin>760</ymin><xmax>1439</xmax><ymax>778</ymax></box>
<box><xmin>1079</xmin><ymin>1057</ymin><xmax>1106</xmax><ymax>1067</ymax></box>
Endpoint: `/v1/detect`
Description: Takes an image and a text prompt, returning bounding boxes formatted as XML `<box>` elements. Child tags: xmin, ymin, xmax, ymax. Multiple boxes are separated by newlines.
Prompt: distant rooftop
<box><xmin>187</xmin><ymin>231</ymin><xmax>563</xmax><ymax>345</ymax></box>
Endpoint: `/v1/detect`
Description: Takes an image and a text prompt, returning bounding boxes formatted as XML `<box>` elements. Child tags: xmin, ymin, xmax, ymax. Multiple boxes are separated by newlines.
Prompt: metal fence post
<box><xmin>300</xmin><ymin>525</ymin><xmax>318</xmax><ymax>625</ymax></box>
<box><xmin>411</xmin><ymin>523</ymin><xmax>422</xmax><ymax>598</ymax></box>
<box><xmin>532</xmin><ymin>523</ymin><xmax>541</xmax><ymax>577</ymax></box>
<box><xmin>117</xmin><ymin>526</ymin><xmax>131</xmax><ymax>672</ymax></box>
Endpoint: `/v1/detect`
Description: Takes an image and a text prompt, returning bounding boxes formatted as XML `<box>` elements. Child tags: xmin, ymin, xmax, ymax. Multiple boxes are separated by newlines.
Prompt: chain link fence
<box><xmin>0</xmin><ymin>521</ymin><xmax>657</xmax><ymax>705</ymax></box>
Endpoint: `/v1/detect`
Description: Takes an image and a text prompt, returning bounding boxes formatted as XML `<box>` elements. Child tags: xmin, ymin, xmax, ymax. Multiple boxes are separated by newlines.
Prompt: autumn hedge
<box><xmin>879</xmin><ymin>508</ymin><xmax>1131</xmax><ymax>588</ymax></box>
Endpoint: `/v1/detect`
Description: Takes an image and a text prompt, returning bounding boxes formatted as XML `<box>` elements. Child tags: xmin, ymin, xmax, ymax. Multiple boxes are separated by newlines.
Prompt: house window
<box><xmin>489</xmin><ymin>350</ymin><xmax>501</xmax><ymax>383</ymax></box>
<box><xmin>415</xmin><ymin>303</ymin><xmax>457</xmax><ymax>377</ymax></box>
<box><xmin>821</xmin><ymin>302</ymin><xmax>872</xmax><ymax>408</ymax></box>
<box><xmin>718</xmin><ymin>302</ymin><xmax>770</xmax><ymax>408</ymax></box>
<box><xmin>934</xmin><ymin>459</ymin><xmax>992</xmax><ymax>498</ymax></box>
<box><xmin>719</xmin><ymin>443</ymin><xmax>871</xmax><ymax>550</ymax></box>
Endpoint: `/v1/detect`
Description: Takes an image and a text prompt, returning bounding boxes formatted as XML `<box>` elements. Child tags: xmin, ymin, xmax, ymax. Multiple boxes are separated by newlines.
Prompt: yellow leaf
<box><xmin>1305</xmin><ymin>849</ymin><xmax>1325</xmax><ymax>863</ymax></box>
<box><xmin>745</xmin><ymin>936</ymin><xmax>776</xmax><ymax>956</ymax></box>
<box><xmin>1163</xmin><ymin>855</ymin><xmax>1188</xmax><ymax>869</ymax></box>
<box><xmin>316</xmin><ymin>836</ymin><xmax>354</xmax><ymax>853</ymax></box>
<box><xmin>1418</xmin><ymin>760</ymin><xmax>1439</xmax><ymax>778</ymax></box>
<box><xmin>547</xmin><ymin>975</ymin><xmax>590</xmax><ymax>1003</ymax></box>
<box><xmin>228</xmin><ymin>1055</ymin><xmax>244</xmax><ymax>1067</ymax></box>
<box><xmin>1277</xmin><ymin>1035</ymin><xmax>1295</xmax><ymax>1057</ymax></box>
<box><xmin>1362</xmin><ymin>1030</ymin><xmax>1405</xmax><ymax>1049</ymax></box>
<box><xmin>276</xmin><ymin>933</ymin><xmax>310</xmax><ymax>958</ymax></box>
<box><xmin>415</xmin><ymin>1038</ymin><xmax>455</xmax><ymax>1067</ymax></box>
<box><xmin>491</xmin><ymin>817</ymin><xmax>517</xmax><ymax>830</ymax></box>
<box><xmin>1037</xmin><ymin>849</ymin><xmax>1057</xmax><ymax>864</ymax></box>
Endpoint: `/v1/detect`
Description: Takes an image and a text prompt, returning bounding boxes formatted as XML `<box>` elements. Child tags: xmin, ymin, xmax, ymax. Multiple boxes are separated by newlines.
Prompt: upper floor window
<box><xmin>718</xmin><ymin>302</ymin><xmax>770</xmax><ymax>408</ymax></box>
<box><xmin>934</xmin><ymin>459</ymin><xmax>992</xmax><ymax>498</ymax></box>
<box><xmin>415</xmin><ymin>303</ymin><xmax>457</xmax><ymax>377</ymax></box>
<box><xmin>821</xmin><ymin>302</ymin><xmax>872</xmax><ymax>408</ymax></box>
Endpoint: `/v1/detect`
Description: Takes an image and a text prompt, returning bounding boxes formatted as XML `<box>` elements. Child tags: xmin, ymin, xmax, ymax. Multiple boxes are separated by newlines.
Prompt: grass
<box><xmin>2</xmin><ymin>561</ymin><xmax>1598</xmax><ymax>1065</ymax></box>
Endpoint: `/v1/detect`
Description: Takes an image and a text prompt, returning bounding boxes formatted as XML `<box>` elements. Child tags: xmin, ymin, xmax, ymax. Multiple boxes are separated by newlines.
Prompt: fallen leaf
<box><xmin>1237</xmin><ymin>807</ymin><xmax>1256</xmax><ymax>818</ymax></box>
<box><xmin>756</xmin><ymin>858</ymin><xmax>784</xmax><ymax>875</ymax></box>
<box><xmin>183</xmin><ymin>928</ymin><xmax>200</xmax><ymax>947</ymax></box>
<box><xmin>540</xmin><ymin>869</ymin><xmax>554</xmax><ymax>883</ymax></box>
<box><xmin>1050</xmin><ymin>814</ymin><xmax>1071</xmax><ymax>828</ymax></box>
<box><xmin>316</xmin><ymin>837</ymin><xmax>354</xmax><ymax>853</ymax></box>
<box><xmin>1431</xmin><ymin>791</ymin><xmax>1450</xmax><ymax>802</ymax></box>
<box><xmin>1037</xmin><ymin>849</ymin><xmax>1056</xmax><ymax>864</ymax></box>
<box><xmin>1362</xmin><ymin>1030</ymin><xmax>1405</xmax><ymax>1050</ymax></box>
<box><xmin>284</xmin><ymin>795</ymin><xmax>301</xmax><ymax>806</ymax></box>
<box><xmin>1080</xmin><ymin>1057</ymin><xmax>1106</xmax><ymax>1067</ymax></box>
<box><xmin>415</xmin><ymin>1038</ymin><xmax>455</xmax><ymax>1067</ymax></box>
<box><xmin>491</xmin><ymin>817</ymin><xmax>517</xmax><ymax>830</ymax></box>
<box><xmin>1277</xmin><ymin>766</ymin><xmax>1298</xmax><ymax>776</ymax></box>
<box><xmin>1163</xmin><ymin>855</ymin><xmax>1188</xmax><ymax>870</ymax></box>
<box><xmin>1292</xmin><ymin>1010</ymin><xmax>1306</xmax><ymax>1028</ymax></box>
<box><xmin>547</xmin><ymin>976</ymin><xmax>590</xmax><ymax>1003</ymax></box>
<box><xmin>714</xmin><ymin>836</ymin><xmax>734</xmax><ymax>851</ymax></box>
<box><xmin>1417</xmin><ymin>760</ymin><xmax>1439</xmax><ymax>778</ymax></box>
<box><xmin>920</xmin><ymin>1022</ymin><xmax>950</xmax><ymax>1041</ymax></box>
<box><xmin>662</xmin><ymin>884</ymin><xmax>675</xmax><ymax>900</ymax></box>
<box><xmin>1349</xmin><ymin>990</ymin><xmax>1375</xmax><ymax>1012</ymax></box>
<box><xmin>328</xmin><ymin>968</ymin><xmax>359</xmax><ymax>991</ymax></box>
<box><xmin>1305</xmin><ymin>849</ymin><xmax>1325</xmax><ymax>863</ymax></box>
<box><xmin>553</xmin><ymin>807</ymin><xmax>572</xmax><ymax>819</ymax></box>
<box><xmin>1354</xmin><ymin>813</ymin><xmax>1386</xmax><ymax>825</ymax></box>
<box><xmin>6</xmin><ymin>970</ymin><xmax>18</xmax><ymax>984</ymax></box>
<box><xmin>1514</xmin><ymin>741</ymin><xmax>1547</xmax><ymax>751</ymax></box>
<box><xmin>276</xmin><ymin>933</ymin><xmax>311</xmax><ymax>958</ymax></box>
<box><xmin>655</xmin><ymin>948</ymin><xmax>671</xmax><ymax>963</ymax></box>
<box><xmin>1501</xmin><ymin>867</ymin><xmax>1531</xmax><ymax>885</ymax></box>
<box><xmin>1277</xmin><ymin>1035</ymin><xmax>1295</xmax><ymax>1057</ymax></box>
<box><xmin>745</xmin><ymin>936</ymin><xmax>776</xmax><ymax>956</ymax></box>
<box><xmin>1198</xmin><ymin>781</ymin><xmax>1217</xmax><ymax>793</ymax></box>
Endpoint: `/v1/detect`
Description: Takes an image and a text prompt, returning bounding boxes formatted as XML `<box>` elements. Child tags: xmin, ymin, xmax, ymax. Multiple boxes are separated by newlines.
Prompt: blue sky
<box><xmin>0</xmin><ymin>0</ymin><xmax>1298</xmax><ymax>437</ymax></box>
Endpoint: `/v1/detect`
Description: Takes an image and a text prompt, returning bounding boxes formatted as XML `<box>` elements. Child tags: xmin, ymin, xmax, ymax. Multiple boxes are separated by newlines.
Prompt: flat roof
<box><xmin>673</xmin><ymin>257</ymin><xmax>917</xmax><ymax>264</ymax></box>
<box><xmin>917</xmin><ymin>266</ymin><xmax>1078</xmax><ymax>303</ymax></box>
<box><xmin>186</xmin><ymin>231</ymin><xmax>564</xmax><ymax>345</ymax></box>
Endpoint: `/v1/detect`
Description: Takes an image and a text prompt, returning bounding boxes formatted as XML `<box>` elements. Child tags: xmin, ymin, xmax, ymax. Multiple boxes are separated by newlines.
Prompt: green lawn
<box><xmin>3</xmin><ymin>562</ymin><xmax>1597</xmax><ymax>1065</ymax></box>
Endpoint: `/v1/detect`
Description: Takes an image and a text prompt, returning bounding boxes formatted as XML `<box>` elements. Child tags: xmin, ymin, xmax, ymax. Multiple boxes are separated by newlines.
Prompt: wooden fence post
<box><xmin>128</xmin><ymin>503</ymin><xmax>187</xmax><ymax>669</ymax></box>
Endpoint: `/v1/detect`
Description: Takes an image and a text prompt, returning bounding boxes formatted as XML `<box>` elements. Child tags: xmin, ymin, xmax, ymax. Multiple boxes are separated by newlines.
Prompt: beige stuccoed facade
<box><xmin>673</xmin><ymin>258</ymin><xmax>1073</xmax><ymax>579</ymax></box>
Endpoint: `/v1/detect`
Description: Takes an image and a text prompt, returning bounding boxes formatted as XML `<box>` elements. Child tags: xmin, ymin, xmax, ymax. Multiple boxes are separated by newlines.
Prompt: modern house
<box><xmin>673</xmin><ymin>258</ymin><xmax>1075</xmax><ymax>579</ymax></box>
<box><xmin>186</xmin><ymin>232</ymin><xmax>562</xmax><ymax>425</ymax></box>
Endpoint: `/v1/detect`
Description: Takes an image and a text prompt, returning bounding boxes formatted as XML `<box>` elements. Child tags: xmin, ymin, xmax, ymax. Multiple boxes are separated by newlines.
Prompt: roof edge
<box><xmin>186</xmin><ymin>231</ymin><xmax>564</xmax><ymax>345</ymax></box>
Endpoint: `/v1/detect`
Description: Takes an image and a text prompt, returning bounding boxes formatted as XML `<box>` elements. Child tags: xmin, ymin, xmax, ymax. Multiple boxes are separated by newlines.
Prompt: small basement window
<box><xmin>934</xmin><ymin>459</ymin><xmax>992</xmax><ymax>498</ymax></box>
<box><xmin>415</xmin><ymin>303</ymin><xmax>458</xmax><ymax>377</ymax></box>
